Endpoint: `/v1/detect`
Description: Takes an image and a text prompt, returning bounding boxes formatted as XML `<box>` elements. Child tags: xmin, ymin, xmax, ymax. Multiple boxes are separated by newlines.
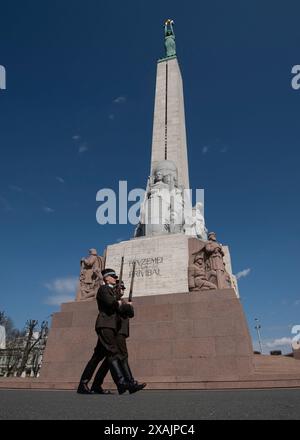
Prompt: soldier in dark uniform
<box><xmin>77</xmin><ymin>268</ymin><xmax>139</xmax><ymax>395</ymax></box>
<box><xmin>90</xmin><ymin>281</ymin><xmax>146</xmax><ymax>393</ymax></box>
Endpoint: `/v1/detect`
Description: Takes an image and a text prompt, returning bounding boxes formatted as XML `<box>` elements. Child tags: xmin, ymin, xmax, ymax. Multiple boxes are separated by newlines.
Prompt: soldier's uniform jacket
<box><xmin>117</xmin><ymin>317</ymin><xmax>129</xmax><ymax>338</ymax></box>
<box><xmin>95</xmin><ymin>284</ymin><xmax>119</xmax><ymax>330</ymax></box>
<box><xmin>117</xmin><ymin>303</ymin><xmax>134</xmax><ymax>338</ymax></box>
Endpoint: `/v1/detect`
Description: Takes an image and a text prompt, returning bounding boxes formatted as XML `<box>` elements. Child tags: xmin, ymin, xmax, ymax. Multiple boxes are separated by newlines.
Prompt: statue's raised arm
<box><xmin>164</xmin><ymin>19</ymin><xmax>175</xmax><ymax>37</ymax></box>
<box><xmin>164</xmin><ymin>19</ymin><xmax>176</xmax><ymax>58</ymax></box>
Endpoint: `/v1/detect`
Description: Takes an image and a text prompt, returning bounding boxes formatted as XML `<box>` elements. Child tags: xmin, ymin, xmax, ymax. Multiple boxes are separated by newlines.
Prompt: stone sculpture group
<box><xmin>135</xmin><ymin>159</ymin><xmax>207</xmax><ymax>239</ymax></box>
<box><xmin>76</xmin><ymin>231</ymin><xmax>232</xmax><ymax>301</ymax></box>
<box><xmin>188</xmin><ymin>232</ymin><xmax>232</xmax><ymax>292</ymax></box>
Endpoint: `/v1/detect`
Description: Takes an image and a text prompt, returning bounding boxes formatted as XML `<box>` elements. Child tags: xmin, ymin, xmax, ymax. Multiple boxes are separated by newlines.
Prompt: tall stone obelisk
<box><xmin>150</xmin><ymin>55</ymin><xmax>190</xmax><ymax>190</ymax></box>
<box><xmin>135</xmin><ymin>19</ymin><xmax>202</xmax><ymax>239</ymax></box>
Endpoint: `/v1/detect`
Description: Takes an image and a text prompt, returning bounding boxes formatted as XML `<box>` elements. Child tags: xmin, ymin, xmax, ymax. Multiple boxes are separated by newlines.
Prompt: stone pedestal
<box><xmin>40</xmin><ymin>289</ymin><xmax>254</xmax><ymax>385</ymax></box>
<box><xmin>2</xmin><ymin>288</ymin><xmax>298</xmax><ymax>390</ymax></box>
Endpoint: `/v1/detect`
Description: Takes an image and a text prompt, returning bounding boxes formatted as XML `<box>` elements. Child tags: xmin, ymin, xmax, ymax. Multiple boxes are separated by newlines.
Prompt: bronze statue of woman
<box><xmin>164</xmin><ymin>19</ymin><xmax>176</xmax><ymax>58</ymax></box>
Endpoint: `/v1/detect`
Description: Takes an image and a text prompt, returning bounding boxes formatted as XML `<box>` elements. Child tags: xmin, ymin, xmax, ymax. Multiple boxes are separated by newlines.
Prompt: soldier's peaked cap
<box><xmin>101</xmin><ymin>268</ymin><xmax>118</xmax><ymax>278</ymax></box>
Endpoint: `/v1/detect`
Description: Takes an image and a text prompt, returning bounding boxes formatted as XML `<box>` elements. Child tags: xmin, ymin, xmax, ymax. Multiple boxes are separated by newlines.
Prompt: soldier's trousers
<box><xmin>79</xmin><ymin>328</ymin><xmax>120</xmax><ymax>383</ymax></box>
<box><xmin>91</xmin><ymin>334</ymin><xmax>128</xmax><ymax>388</ymax></box>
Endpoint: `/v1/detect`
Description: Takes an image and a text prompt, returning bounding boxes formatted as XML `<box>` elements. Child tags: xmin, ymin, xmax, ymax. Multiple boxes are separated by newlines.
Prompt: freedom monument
<box><xmin>103</xmin><ymin>20</ymin><xmax>238</xmax><ymax>298</ymax></box>
<box><xmin>1</xmin><ymin>20</ymin><xmax>299</xmax><ymax>390</ymax></box>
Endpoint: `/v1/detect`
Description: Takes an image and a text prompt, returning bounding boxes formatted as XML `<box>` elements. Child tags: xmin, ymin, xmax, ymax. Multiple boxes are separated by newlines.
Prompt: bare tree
<box><xmin>0</xmin><ymin>314</ymin><xmax>49</xmax><ymax>377</ymax></box>
<box><xmin>16</xmin><ymin>320</ymin><xmax>38</xmax><ymax>377</ymax></box>
<box><xmin>16</xmin><ymin>320</ymin><xmax>48</xmax><ymax>377</ymax></box>
<box><xmin>31</xmin><ymin>322</ymin><xmax>49</xmax><ymax>377</ymax></box>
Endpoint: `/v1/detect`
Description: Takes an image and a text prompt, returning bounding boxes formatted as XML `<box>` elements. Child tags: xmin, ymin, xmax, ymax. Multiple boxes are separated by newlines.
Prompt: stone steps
<box><xmin>254</xmin><ymin>355</ymin><xmax>300</xmax><ymax>374</ymax></box>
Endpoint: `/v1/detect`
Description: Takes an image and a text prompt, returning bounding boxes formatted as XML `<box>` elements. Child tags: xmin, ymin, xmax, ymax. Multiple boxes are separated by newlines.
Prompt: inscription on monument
<box><xmin>128</xmin><ymin>257</ymin><xmax>164</xmax><ymax>277</ymax></box>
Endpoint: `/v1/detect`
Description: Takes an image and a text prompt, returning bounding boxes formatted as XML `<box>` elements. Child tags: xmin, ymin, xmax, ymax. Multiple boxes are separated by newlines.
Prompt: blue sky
<box><xmin>0</xmin><ymin>0</ymin><xmax>300</xmax><ymax>353</ymax></box>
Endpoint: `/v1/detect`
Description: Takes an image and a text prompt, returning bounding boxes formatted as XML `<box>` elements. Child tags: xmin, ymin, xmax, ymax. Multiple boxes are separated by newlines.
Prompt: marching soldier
<box><xmin>90</xmin><ymin>280</ymin><xmax>146</xmax><ymax>393</ymax></box>
<box><xmin>77</xmin><ymin>268</ymin><xmax>143</xmax><ymax>395</ymax></box>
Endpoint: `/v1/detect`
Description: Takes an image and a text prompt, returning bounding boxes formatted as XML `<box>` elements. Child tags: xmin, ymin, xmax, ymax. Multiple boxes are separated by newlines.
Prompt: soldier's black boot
<box><xmin>110</xmin><ymin>359</ymin><xmax>129</xmax><ymax>395</ymax></box>
<box><xmin>90</xmin><ymin>359</ymin><xmax>113</xmax><ymax>394</ymax></box>
<box><xmin>77</xmin><ymin>380</ymin><xmax>92</xmax><ymax>394</ymax></box>
<box><xmin>121</xmin><ymin>359</ymin><xmax>147</xmax><ymax>394</ymax></box>
<box><xmin>90</xmin><ymin>386</ymin><xmax>113</xmax><ymax>395</ymax></box>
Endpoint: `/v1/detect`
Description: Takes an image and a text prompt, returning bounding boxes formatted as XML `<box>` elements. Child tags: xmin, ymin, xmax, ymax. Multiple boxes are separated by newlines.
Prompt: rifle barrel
<box><xmin>128</xmin><ymin>261</ymin><xmax>136</xmax><ymax>302</ymax></box>
<box><xmin>119</xmin><ymin>256</ymin><xmax>124</xmax><ymax>283</ymax></box>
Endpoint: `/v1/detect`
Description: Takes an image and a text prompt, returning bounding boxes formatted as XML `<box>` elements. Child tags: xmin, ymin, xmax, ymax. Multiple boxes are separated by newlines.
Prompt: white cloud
<box><xmin>220</xmin><ymin>146</ymin><xmax>228</xmax><ymax>153</ymax></box>
<box><xmin>236</xmin><ymin>268</ymin><xmax>251</xmax><ymax>280</ymax></box>
<box><xmin>72</xmin><ymin>135</ymin><xmax>80</xmax><ymax>140</ymax></box>
<box><xmin>113</xmin><ymin>96</ymin><xmax>126</xmax><ymax>104</ymax></box>
<box><xmin>78</xmin><ymin>143</ymin><xmax>88</xmax><ymax>154</ymax></box>
<box><xmin>45</xmin><ymin>276</ymin><xmax>78</xmax><ymax>294</ymax></box>
<box><xmin>43</xmin><ymin>206</ymin><xmax>55</xmax><ymax>213</ymax></box>
<box><xmin>294</xmin><ymin>300</ymin><xmax>300</xmax><ymax>306</ymax></box>
<box><xmin>44</xmin><ymin>276</ymin><xmax>78</xmax><ymax>305</ymax></box>
<box><xmin>201</xmin><ymin>146</ymin><xmax>209</xmax><ymax>154</ymax></box>
<box><xmin>265</xmin><ymin>337</ymin><xmax>293</xmax><ymax>349</ymax></box>
<box><xmin>55</xmin><ymin>176</ymin><xmax>65</xmax><ymax>184</ymax></box>
<box><xmin>9</xmin><ymin>185</ymin><xmax>23</xmax><ymax>192</ymax></box>
<box><xmin>109</xmin><ymin>113</ymin><xmax>115</xmax><ymax>120</ymax></box>
<box><xmin>45</xmin><ymin>294</ymin><xmax>74</xmax><ymax>306</ymax></box>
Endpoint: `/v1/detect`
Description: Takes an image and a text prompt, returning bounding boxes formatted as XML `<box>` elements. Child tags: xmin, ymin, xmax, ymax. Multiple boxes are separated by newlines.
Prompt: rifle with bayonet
<box><xmin>115</xmin><ymin>256</ymin><xmax>124</xmax><ymax>300</ymax></box>
<box><xmin>116</xmin><ymin>258</ymin><xmax>135</xmax><ymax>319</ymax></box>
<box><xmin>128</xmin><ymin>261</ymin><xmax>136</xmax><ymax>302</ymax></box>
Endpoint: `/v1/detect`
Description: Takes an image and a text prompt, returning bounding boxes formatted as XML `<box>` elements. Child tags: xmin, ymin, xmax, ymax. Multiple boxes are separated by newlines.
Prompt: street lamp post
<box><xmin>255</xmin><ymin>318</ymin><xmax>263</xmax><ymax>354</ymax></box>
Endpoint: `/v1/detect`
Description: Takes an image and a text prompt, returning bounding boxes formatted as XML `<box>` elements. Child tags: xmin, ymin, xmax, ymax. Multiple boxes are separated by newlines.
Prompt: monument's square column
<box><xmin>150</xmin><ymin>56</ymin><xmax>190</xmax><ymax>191</ymax></box>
